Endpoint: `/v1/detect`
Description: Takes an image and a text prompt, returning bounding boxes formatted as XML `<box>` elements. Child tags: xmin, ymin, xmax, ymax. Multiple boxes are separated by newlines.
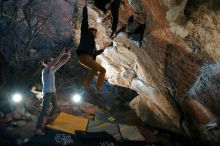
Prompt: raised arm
<box><xmin>94</xmin><ymin>42</ymin><xmax>113</xmax><ymax>57</ymax></box>
<box><xmin>81</xmin><ymin>1</ymin><xmax>89</xmax><ymax>35</ymax></box>
<box><xmin>47</xmin><ymin>53</ymin><xmax>64</xmax><ymax>69</ymax></box>
<box><xmin>51</xmin><ymin>50</ymin><xmax>71</xmax><ymax>71</ymax></box>
<box><xmin>95</xmin><ymin>49</ymin><xmax>105</xmax><ymax>56</ymax></box>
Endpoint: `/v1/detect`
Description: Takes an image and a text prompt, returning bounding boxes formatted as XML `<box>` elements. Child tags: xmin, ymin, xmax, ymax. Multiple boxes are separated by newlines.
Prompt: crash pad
<box><xmin>47</xmin><ymin>112</ymin><xmax>88</xmax><ymax>134</ymax></box>
<box><xmin>95</xmin><ymin>113</ymin><xmax>124</xmax><ymax>124</ymax></box>
<box><xmin>87</xmin><ymin>120</ymin><xmax>122</xmax><ymax>140</ymax></box>
<box><xmin>119</xmin><ymin>124</ymin><xmax>145</xmax><ymax>141</ymax></box>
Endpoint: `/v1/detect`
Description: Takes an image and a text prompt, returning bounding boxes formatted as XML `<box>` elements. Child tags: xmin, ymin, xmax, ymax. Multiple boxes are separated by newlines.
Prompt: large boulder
<box><xmin>72</xmin><ymin>0</ymin><xmax>220</xmax><ymax>144</ymax></box>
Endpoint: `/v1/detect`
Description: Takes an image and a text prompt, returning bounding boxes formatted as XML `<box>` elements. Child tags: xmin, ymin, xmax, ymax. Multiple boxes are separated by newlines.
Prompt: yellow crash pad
<box><xmin>47</xmin><ymin>112</ymin><xmax>88</xmax><ymax>134</ymax></box>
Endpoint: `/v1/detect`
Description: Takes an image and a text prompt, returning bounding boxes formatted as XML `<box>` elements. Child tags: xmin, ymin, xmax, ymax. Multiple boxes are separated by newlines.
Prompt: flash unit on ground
<box><xmin>72</xmin><ymin>94</ymin><xmax>82</xmax><ymax>103</ymax></box>
<box><xmin>12</xmin><ymin>93</ymin><xmax>22</xmax><ymax>103</ymax></box>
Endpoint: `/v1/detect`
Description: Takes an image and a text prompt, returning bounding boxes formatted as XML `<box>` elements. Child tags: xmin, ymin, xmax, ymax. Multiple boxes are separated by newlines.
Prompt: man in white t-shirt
<box><xmin>35</xmin><ymin>50</ymin><xmax>71</xmax><ymax>135</ymax></box>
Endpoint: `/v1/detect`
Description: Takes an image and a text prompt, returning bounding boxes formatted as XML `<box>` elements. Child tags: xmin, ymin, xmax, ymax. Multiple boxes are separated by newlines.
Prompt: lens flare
<box><xmin>72</xmin><ymin>94</ymin><xmax>81</xmax><ymax>103</ymax></box>
<box><xmin>12</xmin><ymin>93</ymin><xmax>22</xmax><ymax>103</ymax></box>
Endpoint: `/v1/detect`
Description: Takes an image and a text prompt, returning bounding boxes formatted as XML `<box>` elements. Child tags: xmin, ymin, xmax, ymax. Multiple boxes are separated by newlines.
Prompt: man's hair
<box><xmin>89</xmin><ymin>27</ymin><xmax>97</xmax><ymax>32</ymax></box>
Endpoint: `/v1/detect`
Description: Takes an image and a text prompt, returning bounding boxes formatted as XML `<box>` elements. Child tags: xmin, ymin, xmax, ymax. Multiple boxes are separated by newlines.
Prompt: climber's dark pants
<box><xmin>36</xmin><ymin>93</ymin><xmax>58</xmax><ymax>129</ymax></box>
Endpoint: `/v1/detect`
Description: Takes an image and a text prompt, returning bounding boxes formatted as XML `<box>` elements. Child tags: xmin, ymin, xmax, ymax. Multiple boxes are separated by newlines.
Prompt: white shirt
<box><xmin>42</xmin><ymin>67</ymin><xmax>56</xmax><ymax>94</ymax></box>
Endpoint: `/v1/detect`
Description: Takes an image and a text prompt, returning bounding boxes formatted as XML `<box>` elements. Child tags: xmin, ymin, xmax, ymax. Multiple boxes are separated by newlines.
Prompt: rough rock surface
<box><xmin>71</xmin><ymin>0</ymin><xmax>220</xmax><ymax>144</ymax></box>
<box><xmin>1</xmin><ymin>0</ymin><xmax>220</xmax><ymax>145</ymax></box>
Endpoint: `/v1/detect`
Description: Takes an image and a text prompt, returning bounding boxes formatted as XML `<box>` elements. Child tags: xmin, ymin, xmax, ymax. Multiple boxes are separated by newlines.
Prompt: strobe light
<box><xmin>71</xmin><ymin>94</ymin><xmax>82</xmax><ymax>103</ymax></box>
<box><xmin>12</xmin><ymin>93</ymin><xmax>22</xmax><ymax>103</ymax></box>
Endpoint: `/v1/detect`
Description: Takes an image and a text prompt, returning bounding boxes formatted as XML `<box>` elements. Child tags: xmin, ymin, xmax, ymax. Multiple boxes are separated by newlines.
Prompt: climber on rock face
<box><xmin>76</xmin><ymin>0</ymin><xmax>106</xmax><ymax>92</ymax></box>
